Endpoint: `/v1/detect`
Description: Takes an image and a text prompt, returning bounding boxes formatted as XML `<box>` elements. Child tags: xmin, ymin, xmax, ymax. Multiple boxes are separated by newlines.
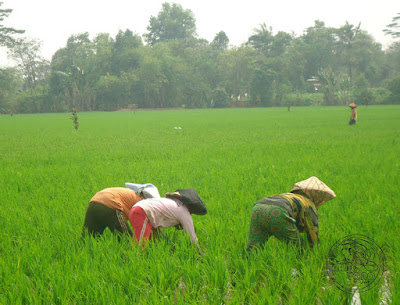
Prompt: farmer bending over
<box><xmin>82</xmin><ymin>183</ymin><xmax>160</xmax><ymax>237</ymax></box>
<box><xmin>129</xmin><ymin>188</ymin><xmax>207</xmax><ymax>254</ymax></box>
<box><xmin>246</xmin><ymin>176</ymin><xmax>336</xmax><ymax>252</ymax></box>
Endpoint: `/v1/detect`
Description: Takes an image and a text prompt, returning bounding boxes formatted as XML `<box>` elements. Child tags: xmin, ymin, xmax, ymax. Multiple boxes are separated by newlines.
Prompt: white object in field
<box><xmin>351</xmin><ymin>287</ymin><xmax>361</xmax><ymax>305</ymax></box>
<box><xmin>173</xmin><ymin>126</ymin><xmax>182</xmax><ymax>129</ymax></box>
<box><xmin>379</xmin><ymin>271</ymin><xmax>392</xmax><ymax>305</ymax></box>
<box><xmin>125</xmin><ymin>183</ymin><xmax>161</xmax><ymax>199</ymax></box>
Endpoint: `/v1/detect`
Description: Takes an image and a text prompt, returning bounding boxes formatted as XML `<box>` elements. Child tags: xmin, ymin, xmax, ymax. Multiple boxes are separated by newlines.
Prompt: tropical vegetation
<box><xmin>0</xmin><ymin>2</ymin><xmax>400</xmax><ymax>114</ymax></box>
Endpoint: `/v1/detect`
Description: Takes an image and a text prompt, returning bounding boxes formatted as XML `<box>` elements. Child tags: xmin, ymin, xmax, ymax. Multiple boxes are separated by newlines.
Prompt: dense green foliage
<box><xmin>0</xmin><ymin>106</ymin><xmax>399</xmax><ymax>304</ymax></box>
<box><xmin>144</xmin><ymin>3</ymin><xmax>197</xmax><ymax>46</ymax></box>
<box><xmin>1</xmin><ymin>3</ymin><xmax>400</xmax><ymax>113</ymax></box>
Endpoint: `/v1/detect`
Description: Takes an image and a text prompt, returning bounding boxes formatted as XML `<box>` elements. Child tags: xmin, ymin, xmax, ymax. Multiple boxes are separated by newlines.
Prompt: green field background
<box><xmin>0</xmin><ymin>106</ymin><xmax>399</xmax><ymax>304</ymax></box>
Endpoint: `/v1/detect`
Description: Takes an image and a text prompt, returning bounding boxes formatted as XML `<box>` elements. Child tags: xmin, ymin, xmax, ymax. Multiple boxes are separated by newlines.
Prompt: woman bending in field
<box><xmin>129</xmin><ymin>188</ymin><xmax>207</xmax><ymax>254</ymax></box>
<box><xmin>246</xmin><ymin>176</ymin><xmax>336</xmax><ymax>252</ymax></box>
<box><xmin>82</xmin><ymin>183</ymin><xmax>160</xmax><ymax>237</ymax></box>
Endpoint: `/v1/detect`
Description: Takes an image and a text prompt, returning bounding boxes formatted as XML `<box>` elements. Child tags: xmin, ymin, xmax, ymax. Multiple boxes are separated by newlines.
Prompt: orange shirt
<box><xmin>90</xmin><ymin>187</ymin><xmax>143</xmax><ymax>219</ymax></box>
<box><xmin>351</xmin><ymin>108</ymin><xmax>357</xmax><ymax>121</ymax></box>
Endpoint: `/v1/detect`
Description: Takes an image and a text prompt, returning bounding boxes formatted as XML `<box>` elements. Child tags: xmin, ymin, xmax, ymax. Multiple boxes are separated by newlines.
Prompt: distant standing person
<box><xmin>82</xmin><ymin>183</ymin><xmax>160</xmax><ymax>237</ymax></box>
<box><xmin>349</xmin><ymin>103</ymin><xmax>357</xmax><ymax>125</ymax></box>
<box><xmin>246</xmin><ymin>176</ymin><xmax>336</xmax><ymax>252</ymax></box>
<box><xmin>129</xmin><ymin>188</ymin><xmax>207</xmax><ymax>254</ymax></box>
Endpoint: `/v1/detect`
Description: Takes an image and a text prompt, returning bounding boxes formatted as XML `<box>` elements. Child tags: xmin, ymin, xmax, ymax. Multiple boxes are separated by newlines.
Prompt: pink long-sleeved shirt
<box><xmin>134</xmin><ymin>198</ymin><xmax>198</xmax><ymax>243</ymax></box>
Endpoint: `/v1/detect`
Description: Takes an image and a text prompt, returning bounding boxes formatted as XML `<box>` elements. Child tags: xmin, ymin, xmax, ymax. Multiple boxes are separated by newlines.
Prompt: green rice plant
<box><xmin>70</xmin><ymin>108</ymin><xmax>80</xmax><ymax>130</ymax></box>
<box><xmin>0</xmin><ymin>106</ymin><xmax>399</xmax><ymax>304</ymax></box>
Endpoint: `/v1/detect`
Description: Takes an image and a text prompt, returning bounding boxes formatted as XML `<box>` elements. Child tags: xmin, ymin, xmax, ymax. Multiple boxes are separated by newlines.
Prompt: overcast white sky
<box><xmin>1</xmin><ymin>0</ymin><xmax>399</xmax><ymax>66</ymax></box>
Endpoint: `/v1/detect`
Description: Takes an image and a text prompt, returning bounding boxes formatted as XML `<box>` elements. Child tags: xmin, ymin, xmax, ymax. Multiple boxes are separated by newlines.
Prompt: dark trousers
<box><xmin>82</xmin><ymin>202</ymin><xmax>132</xmax><ymax>238</ymax></box>
<box><xmin>349</xmin><ymin>118</ymin><xmax>356</xmax><ymax>125</ymax></box>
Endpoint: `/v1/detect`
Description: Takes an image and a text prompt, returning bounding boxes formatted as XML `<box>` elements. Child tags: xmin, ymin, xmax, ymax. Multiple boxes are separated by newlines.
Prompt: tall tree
<box><xmin>0</xmin><ymin>67</ymin><xmax>21</xmax><ymax>113</ymax></box>
<box><xmin>318</xmin><ymin>68</ymin><xmax>340</xmax><ymax>105</ymax></box>
<box><xmin>211</xmin><ymin>31</ymin><xmax>229</xmax><ymax>51</ymax></box>
<box><xmin>7</xmin><ymin>37</ymin><xmax>49</xmax><ymax>92</ymax></box>
<box><xmin>385</xmin><ymin>75</ymin><xmax>400</xmax><ymax>104</ymax></box>
<box><xmin>111</xmin><ymin>29</ymin><xmax>143</xmax><ymax>75</ymax></box>
<box><xmin>247</xmin><ymin>23</ymin><xmax>273</xmax><ymax>55</ymax></box>
<box><xmin>250</xmin><ymin>66</ymin><xmax>276</xmax><ymax>106</ymax></box>
<box><xmin>135</xmin><ymin>47</ymin><xmax>164</xmax><ymax>108</ymax></box>
<box><xmin>269</xmin><ymin>31</ymin><xmax>293</xmax><ymax>57</ymax></box>
<box><xmin>318</xmin><ymin>68</ymin><xmax>353</xmax><ymax>105</ymax></box>
<box><xmin>385</xmin><ymin>41</ymin><xmax>400</xmax><ymax>78</ymax></box>
<box><xmin>219</xmin><ymin>46</ymin><xmax>256</xmax><ymax>105</ymax></box>
<box><xmin>297</xmin><ymin>20</ymin><xmax>337</xmax><ymax>80</ymax></box>
<box><xmin>384</xmin><ymin>13</ymin><xmax>400</xmax><ymax>39</ymax></box>
<box><xmin>90</xmin><ymin>33</ymin><xmax>113</xmax><ymax>77</ymax></box>
<box><xmin>50</xmin><ymin>33</ymin><xmax>94</xmax><ymax>110</ymax></box>
<box><xmin>178</xmin><ymin>43</ymin><xmax>215</xmax><ymax>108</ymax></box>
<box><xmin>144</xmin><ymin>2</ymin><xmax>197</xmax><ymax>45</ymax></box>
<box><xmin>247</xmin><ymin>23</ymin><xmax>292</xmax><ymax>57</ymax></box>
<box><xmin>95</xmin><ymin>74</ymin><xmax>123</xmax><ymax>110</ymax></box>
<box><xmin>335</xmin><ymin>22</ymin><xmax>361</xmax><ymax>81</ymax></box>
<box><xmin>0</xmin><ymin>2</ymin><xmax>24</xmax><ymax>47</ymax></box>
<box><xmin>341</xmin><ymin>31</ymin><xmax>385</xmax><ymax>87</ymax></box>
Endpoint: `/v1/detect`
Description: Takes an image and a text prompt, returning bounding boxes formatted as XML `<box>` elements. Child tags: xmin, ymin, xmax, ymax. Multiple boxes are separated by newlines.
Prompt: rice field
<box><xmin>0</xmin><ymin>106</ymin><xmax>399</xmax><ymax>304</ymax></box>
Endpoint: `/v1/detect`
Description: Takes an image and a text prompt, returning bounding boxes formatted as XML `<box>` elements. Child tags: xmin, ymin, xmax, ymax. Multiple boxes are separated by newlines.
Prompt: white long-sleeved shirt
<box><xmin>134</xmin><ymin>198</ymin><xmax>198</xmax><ymax>244</ymax></box>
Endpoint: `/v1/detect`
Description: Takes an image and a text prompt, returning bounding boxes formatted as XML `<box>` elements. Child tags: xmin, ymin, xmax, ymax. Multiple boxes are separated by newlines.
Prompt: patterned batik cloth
<box><xmin>246</xmin><ymin>203</ymin><xmax>300</xmax><ymax>251</ymax></box>
<box><xmin>276</xmin><ymin>193</ymin><xmax>319</xmax><ymax>247</ymax></box>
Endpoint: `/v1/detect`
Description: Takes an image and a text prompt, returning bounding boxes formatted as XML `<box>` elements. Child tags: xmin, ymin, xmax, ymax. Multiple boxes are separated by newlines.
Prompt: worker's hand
<box><xmin>152</xmin><ymin>228</ymin><xmax>160</xmax><ymax>240</ymax></box>
<box><xmin>196</xmin><ymin>244</ymin><xmax>205</xmax><ymax>257</ymax></box>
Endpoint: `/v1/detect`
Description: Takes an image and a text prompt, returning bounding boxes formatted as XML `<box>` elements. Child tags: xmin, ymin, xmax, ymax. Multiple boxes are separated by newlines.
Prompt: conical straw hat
<box><xmin>290</xmin><ymin>176</ymin><xmax>336</xmax><ymax>206</ymax></box>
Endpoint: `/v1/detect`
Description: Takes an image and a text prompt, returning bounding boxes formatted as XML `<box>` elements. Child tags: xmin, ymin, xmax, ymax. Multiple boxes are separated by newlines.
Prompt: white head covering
<box><xmin>125</xmin><ymin>183</ymin><xmax>161</xmax><ymax>199</ymax></box>
<box><xmin>290</xmin><ymin>176</ymin><xmax>336</xmax><ymax>206</ymax></box>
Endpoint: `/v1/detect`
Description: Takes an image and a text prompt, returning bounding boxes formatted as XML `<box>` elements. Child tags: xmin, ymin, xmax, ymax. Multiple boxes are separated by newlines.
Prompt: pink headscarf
<box><xmin>290</xmin><ymin>176</ymin><xmax>336</xmax><ymax>206</ymax></box>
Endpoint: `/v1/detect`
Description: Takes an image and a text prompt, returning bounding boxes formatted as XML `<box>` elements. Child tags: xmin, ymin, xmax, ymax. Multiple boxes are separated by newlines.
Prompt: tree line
<box><xmin>1</xmin><ymin>2</ymin><xmax>400</xmax><ymax>114</ymax></box>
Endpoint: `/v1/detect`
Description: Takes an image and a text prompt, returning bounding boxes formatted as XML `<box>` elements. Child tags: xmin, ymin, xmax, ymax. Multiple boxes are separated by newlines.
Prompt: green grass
<box><xmin>0</xmin><ymin>106</ymin><xmax>399</xmax><ymax>304</ymax></box>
